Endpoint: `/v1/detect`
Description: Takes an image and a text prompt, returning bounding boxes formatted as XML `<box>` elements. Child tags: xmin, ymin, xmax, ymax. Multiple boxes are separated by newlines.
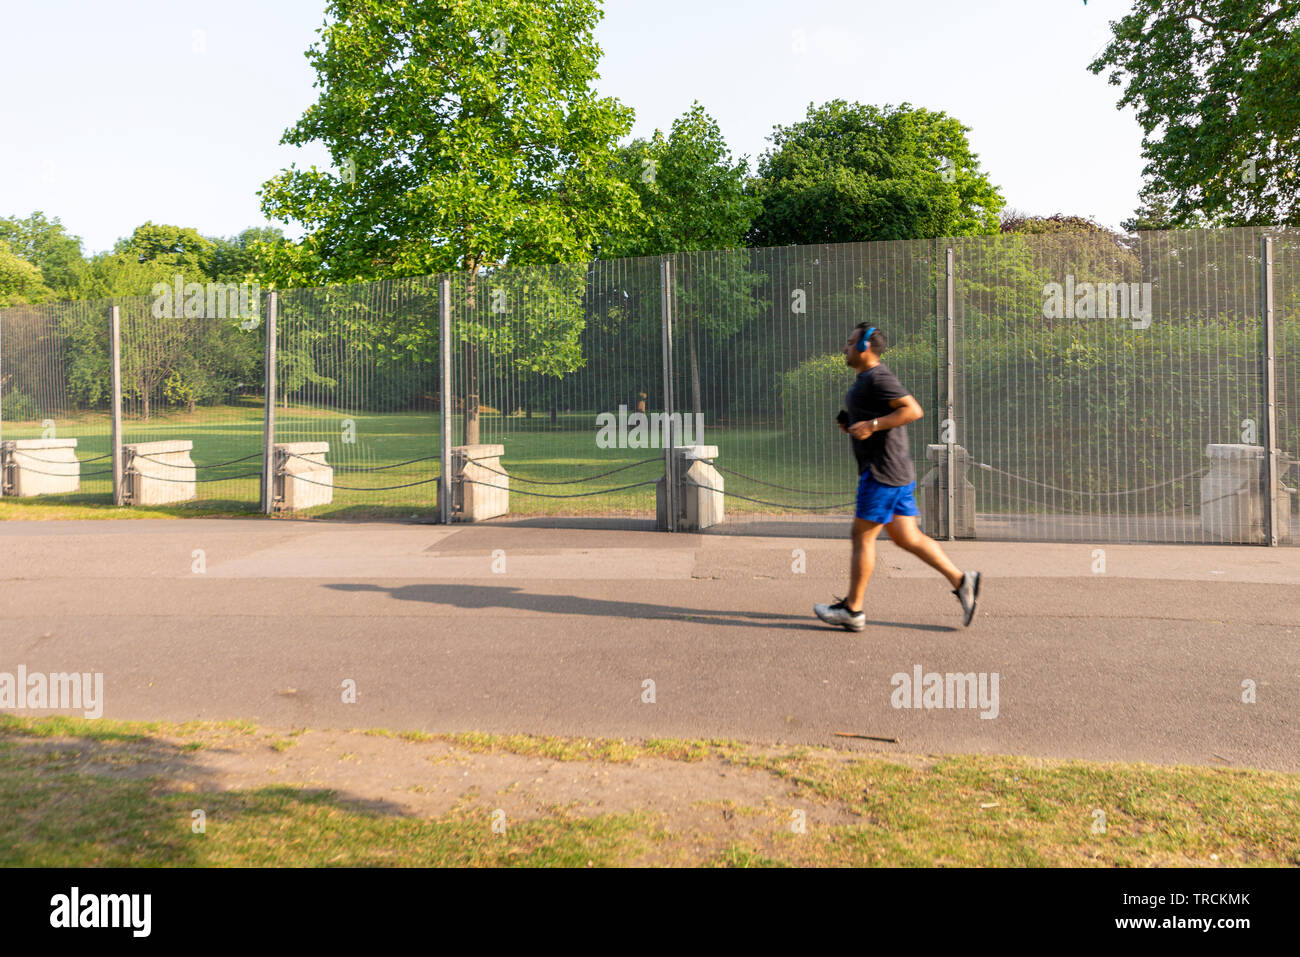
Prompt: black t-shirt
<box><xmin>844</xmin><ymin>362</ymin><xmax>916</xmax><ymax>486</ymax></box>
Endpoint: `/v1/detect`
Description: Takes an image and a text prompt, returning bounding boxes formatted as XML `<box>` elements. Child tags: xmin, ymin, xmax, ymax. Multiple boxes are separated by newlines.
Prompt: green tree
<box><xmin>605</xmin><ymin>102</ymin><xmax>758</xmax><ymax>257</ymax></box>
<box><xmin>1120</xmin><ymin>190</ymin><xmax>1186</xmax><ymax>233</ymax></box>
<box><xmin>604</xmin><ymin>102</ymin><xmax>765</xmax><ymax>416</ymax></box>
<box><xmin>117</xmin><ymin>222</ymin><xmax>213</xmax><ymax>273</ymax></box>
<box><xmin>162</xmin><ymin>317</ymin><xmax>260</xmax><ymax>414</ymax></box>
<box><xmin>77</xmin><ymin>222</ymin><xmax>217</xmax><ymax>299</ymax></box>
<box><xmin>60</xmin><ymin>301</ymin><xmax>113</xmax><ymax>409</ymax></box>
<box><xmin>0</xmin><ymin>212</ymin><xmax>89</xmax><ymax>299</ymax></box>
<box><xmin>80</xmin><ymin>252</ymin><xmax>180</xmax><ymax>299</ymax></box>
<box><xmin>0</xmin><ymin>241</ymin><xmax>52</xmax><ymax>306</ymax></box>
<box><xmin>208</xmin><ymin>226</ymin><xmax>286</xmax><ymax>283</ymax></box>
<box><xmin>119</xmin><ymin>308</ymin><xmax>191</xmax><ymax>421</ymax></box>
<box><xmin>259</xmin><ymin>0</ymin><xmax>640</xmax><ymax>443</ymax></box>
<box><xmin>998</xmin><ymin>212</ymin><xmax>1141</xmax><ymax>310</ymax></box>
<box><xmin>1090</xmin><ymin>0</ymin><xmax>1300</xmax><ymax>226</ymax></box>
<box><xmin>748</xmin><ymin>100</ymin><xmax>1004</xmax><ymax>247</ymax></box>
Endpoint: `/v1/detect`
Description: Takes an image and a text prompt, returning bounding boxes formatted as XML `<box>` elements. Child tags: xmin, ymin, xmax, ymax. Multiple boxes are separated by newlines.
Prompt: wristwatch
<box><xmin>872</xmin><ymin>418</ymin><xmax>879</xmax><ymax>431</ymax></box>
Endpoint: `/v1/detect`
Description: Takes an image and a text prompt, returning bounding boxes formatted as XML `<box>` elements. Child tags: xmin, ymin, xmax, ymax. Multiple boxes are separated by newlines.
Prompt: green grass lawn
<box><xmin>2</xmin><ymin>716</ymin><xmax>1297</xmax><ymax>867</ymax></box>
<box><xmin>1</xmin><ymin>402</ymin><xmax>856</xmax><ymax>521</ymax></box>
<box><xmin>4</xmin><ymin>402</ymin><xmax>1241</xmax><ymax>525</ymax></box>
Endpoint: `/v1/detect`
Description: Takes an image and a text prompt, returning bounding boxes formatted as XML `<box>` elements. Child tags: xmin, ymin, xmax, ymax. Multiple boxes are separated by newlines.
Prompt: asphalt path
<box><xmin>1</xmin><ymin>518</ymin><xmax>1297</xmax><ymax>770</ymax></box>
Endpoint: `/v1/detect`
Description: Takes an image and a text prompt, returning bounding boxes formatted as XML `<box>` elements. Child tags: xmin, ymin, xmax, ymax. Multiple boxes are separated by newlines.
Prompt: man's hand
<box><xmin>847</xmin><ymin>420</ymin><xmax>874</xmax><ymax>440</ymax></box>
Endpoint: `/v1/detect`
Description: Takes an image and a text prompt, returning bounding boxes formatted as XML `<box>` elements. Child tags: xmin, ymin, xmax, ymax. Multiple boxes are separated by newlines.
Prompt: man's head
<box><xmin>843</xmin><ymin>323</ymin><xmax>886</xmax><ymax>370</ymax></box>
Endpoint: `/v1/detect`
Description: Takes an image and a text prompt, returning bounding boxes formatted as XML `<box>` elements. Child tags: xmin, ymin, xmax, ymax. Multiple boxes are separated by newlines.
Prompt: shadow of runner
<box><xmin>325</xmin><ymin>583</ymin><xmax>957</xmax><ymax>633</ymax></box>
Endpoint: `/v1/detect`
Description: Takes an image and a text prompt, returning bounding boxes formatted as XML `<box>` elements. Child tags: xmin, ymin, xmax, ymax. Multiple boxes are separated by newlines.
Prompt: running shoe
<box><xmin>814</xmin><ymin>597</ymin><xmax>866</xmax><ymax>632</ymax></box>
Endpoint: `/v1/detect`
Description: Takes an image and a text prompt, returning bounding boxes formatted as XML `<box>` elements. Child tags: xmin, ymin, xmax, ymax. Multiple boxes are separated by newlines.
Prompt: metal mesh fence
<box><xmin>274</xmin><ymin>276</ymin><xmax>441</xmax><ymax>519</ymax></box>
<box><xmin>1</xmin><ymin>226</ymin><xmax>1296</xmax><ymax>544</ymax></box>
<box><xmin>954</xmin><ymin>227</ymin><xmax>1269</xmax><ymax>543</ymax></box>
<box><xmin>445</xmin><ymin>256</ymin><xmax>666</xmax><ymax>529</ymax></box>
<box><xmin>117</xmin><ymin>290</ymin><xmax>266</xmax><ymax>510</ymax></box>
<box><xmin>668</xmin><ymin>242</ymin><xmax>940</xmax><ymax>535</ymax></box>
<box><xmin>0</xmin><ymin>297</ymin><xmax>116</xmax><ymax>504</ymax></box>
<box><xmin>1267</xmin><ymin>227</ymin><xmax>1300</xmax><ymax>537</ymax></box>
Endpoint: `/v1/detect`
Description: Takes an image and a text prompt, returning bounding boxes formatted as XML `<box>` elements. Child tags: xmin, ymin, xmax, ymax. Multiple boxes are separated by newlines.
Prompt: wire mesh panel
<box><xmin>444</xmin><ymin>257</ymin><xmax>665</xmax><ymax>528</ymax></box>
<box><xmin>274</xmin><ymin>277</ymin><xmax>441</xmax><ymax>519</ymax></box>
<box><xmin>2</xmin><ymin>226</ymin><xmax>1295</xmax><ymax>542</ymax></box>
<box><xmin>1268</xmin><ymin>227</ymin><xmax>1300</xmax><ymax>544</ymax></box>
<box><xmin>0</xmin><ymin>298</ymin><xmax>116</xmax><ymax>504</ymax></box>
<box><xmin>954</xmin><ymin>227</ymin><xmax>1267</xmax><ymax>544</ymax></box>
<box><xmin>117</xmin><ymin>290</ymin><xmax>265</xmax><ymax>510</ymax></box>
<box><xmin>668</xmin><ymin>240</ymin><xmax>939</xmax><ymax>537</ymax></box>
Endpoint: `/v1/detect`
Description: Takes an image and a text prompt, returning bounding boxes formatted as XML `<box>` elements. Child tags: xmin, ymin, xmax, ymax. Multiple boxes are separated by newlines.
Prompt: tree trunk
<box><xmin>549</xmin><ymin>393</ymin><xmax>558</xmax><ymax>429</ymax></box>
<box><xmin>688</xmin><ymin>322</ymin><xmax>702</xmax><ymax>419</ymax></box>
<box><xmin>465</xmin><ymin>342</ymin><xmax>480</xmax><ymax>445</ymax></box>
<box><xmin>461</xmin><ymin>266</ymin><xmax>480</xmax><ymax>446</ymax></box>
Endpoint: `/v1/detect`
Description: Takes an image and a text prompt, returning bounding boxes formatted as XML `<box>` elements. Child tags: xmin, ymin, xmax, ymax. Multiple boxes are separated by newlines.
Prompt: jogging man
<box><xmin>814</xmin><ymin>323</ymin><xmax>981</xmax><ymax>631</ymax></box>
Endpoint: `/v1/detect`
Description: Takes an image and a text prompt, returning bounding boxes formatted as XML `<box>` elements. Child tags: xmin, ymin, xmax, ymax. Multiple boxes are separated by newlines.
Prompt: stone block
<box><xmin>1</xmin><ymin>439</ymin><xmax>80</xmax><ymax>496</ymax></box>
<box><xmin>656</xmin><ymin>445</ymin><xmax>724</xmax><ymax>531</ymax></box>
<box><xmin>1202</xmin><ymin>444</ymin><xmax>1293</xmax><ymax>543</ymax></box>
<box><xmin>918</xmin><ymin>444</ymin><xmax>976</xmax><ymax>539</ymax></box>
<box><xmin>275</xmin><ymin>442</ymin><xmax>332</xmax><ymax>511</ymax></box>
<box><xmin>439</xmin><ymin>444</ymin><xmax>509</xmax><ymax>522</ymax></box>
<box><xmin>124</xmin><ymin>440</ymin><xmax>196</xmax><ymax>505</ymax></box>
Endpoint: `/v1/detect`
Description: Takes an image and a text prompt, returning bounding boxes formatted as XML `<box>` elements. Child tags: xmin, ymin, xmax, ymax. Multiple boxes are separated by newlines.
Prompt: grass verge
<box><xmin>1</xmin><ymin>715</ymin><xmax>1296</xmax><ymax>867</ymax></box>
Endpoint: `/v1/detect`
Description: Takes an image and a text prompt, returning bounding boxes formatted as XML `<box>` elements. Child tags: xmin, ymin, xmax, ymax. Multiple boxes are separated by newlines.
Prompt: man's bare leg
<box><xmin>885</xmin><ymin>514</ymin><xmax>963</xmax><ymax>588</ymax></box>
<box><xmin>847</xmin><ymin>518</ymin><xmax>885</xmax><ymax>611</ymax></box>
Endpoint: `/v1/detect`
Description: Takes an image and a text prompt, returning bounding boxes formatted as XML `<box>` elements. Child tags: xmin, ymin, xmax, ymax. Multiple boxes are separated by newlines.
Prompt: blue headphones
<box><xmin>858</xmin><ymin>326</ymin><xmax>878</xmax><ymax>353</ymax></box>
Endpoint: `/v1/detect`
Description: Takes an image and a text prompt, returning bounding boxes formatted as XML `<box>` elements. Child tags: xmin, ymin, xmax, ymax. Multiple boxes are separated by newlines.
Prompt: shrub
<box><xmin>2</xmin><ymin>389</ymin><xmax>38</xmax><ymax>422</ymax></box>
<box><xmin>779</xmin><ymin>315</ymin><xmax>1300</xmax><ymax>513</ymax></box>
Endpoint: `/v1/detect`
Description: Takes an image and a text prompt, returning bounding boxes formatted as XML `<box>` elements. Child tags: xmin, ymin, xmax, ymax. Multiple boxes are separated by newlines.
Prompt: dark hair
<box><xmin>854</xmin><ymin>322</ymin><xmax>887</xmax><ymax>352</ymax></box>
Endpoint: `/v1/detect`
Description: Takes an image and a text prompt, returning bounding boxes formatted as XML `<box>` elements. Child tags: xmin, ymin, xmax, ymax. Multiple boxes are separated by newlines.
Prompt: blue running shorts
<box><xmin>855</xmin><ymin>471</ymin><xmax>920</xmax><ymax>524</ymax></box>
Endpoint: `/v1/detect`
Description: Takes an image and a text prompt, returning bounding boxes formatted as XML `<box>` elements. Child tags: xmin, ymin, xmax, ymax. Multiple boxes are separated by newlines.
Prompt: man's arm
<box><xmin>847</xmin><ymin>396</ymin><xmax>922</xmax><ymax>439</ymax></box>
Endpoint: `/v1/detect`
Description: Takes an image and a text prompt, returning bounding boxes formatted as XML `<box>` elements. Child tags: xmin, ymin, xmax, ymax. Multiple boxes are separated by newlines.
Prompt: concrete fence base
<box><xmin>274</xmin><ymin>442</ymin><xmax>332</xmax><ymax>511</ymax></box>
<box><xmin>918</xmin><ymin>444</ymin><xmax>976</xmax><ymax>539</ymax></box>
<box><xmin>124</xmin><ymin>440</ymin><xmax>196</xmax><ymax>505</ymax></box>
<box><xmin>439</xmin><ymin>444</ymin><xmax>510</xmax><ymax>522</ymax></box>
<box><xmin>657</xmin><ymin>445</ymin><xmax>724</xmax><ymax>531</ymax></box>
<box><xmin>1202</xmin><ymin>444</ymin><xmax>1293</xmax><ymax>544</ymax></box>
<box><xmin>1</xmin><ymin>439</ymin><xmax>80</xmax><ymax>497</ymax></box>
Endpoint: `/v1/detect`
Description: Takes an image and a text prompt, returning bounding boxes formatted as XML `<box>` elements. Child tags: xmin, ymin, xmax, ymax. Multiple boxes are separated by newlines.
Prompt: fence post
<box><xmin>439</xmin><ymin>277</ymin><xmax>452</xmax><ymax>524</ymax></box>
<box><xmin>261</xmin><ymin>291</ymin><xmax>277</xmax><ymax>515</ymax></box>
<box><xmin>945</xmin><ymin>246</ymin><xmax>956</xmax><ymax>542</ymax></box>
<box><xmin>110</xmin><ymin>304</ymin><xmax>124</xmax><ymax>506</ymax></box>
<box><xmin>660</xmin><ymin>258</ymin><xmax>677</xmax><ymax>532</ymax></box>
<box><xmin>1261</xmin><ymin>234</ymin><xmax>1279</xmax><ymax>547</ymax></box>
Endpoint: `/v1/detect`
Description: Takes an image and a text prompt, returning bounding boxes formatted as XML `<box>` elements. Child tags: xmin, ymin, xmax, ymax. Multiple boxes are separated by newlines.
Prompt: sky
<box><xmin>0</xmin><ymin>0</ymin><xmax>1144</xmax><ymax>256</ymax></box>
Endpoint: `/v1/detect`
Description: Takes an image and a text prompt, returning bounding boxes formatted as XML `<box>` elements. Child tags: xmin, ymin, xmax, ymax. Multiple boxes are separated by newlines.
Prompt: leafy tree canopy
<box><xmin>1090</xmin><ymin>0</ymin><xmax>1300</xmax><ymax>227</ymax></box>
<box><xmin>1000</xmin><ymin>210</ymin><xmax>1130</xmax><ymax>243</ymax></box>
<box><xmin>114</xmin><ymin>222</ymin><xmax>213</xmax><ymax>273</ymax></box>
<box><xmin>0</xmin><ymin>240</ymin><xmax>52</xmax><ymax>307</ymax></box>
<box><xmin>208</xmin><ymin>226</ymin><xmax>286</xmax><ymax>283</ymax></box>
<box><xmin>747</xmin><ymin>100</ymin><xmax>1004</xmax><ymax>247</ymax></box>
<box><xmin>605</xmin><ymin>102</ymin><xmax>758</xmax><ymax>258</ymax></box>
<box><xmin>258</xmin><ymin>0</ymin><xmax>640</xmax><ymax>285</ymax></box>
<box><xmin>0</xmin><ymin>212</ymin><xmax>88</xmax><ymax>299</ymax></box>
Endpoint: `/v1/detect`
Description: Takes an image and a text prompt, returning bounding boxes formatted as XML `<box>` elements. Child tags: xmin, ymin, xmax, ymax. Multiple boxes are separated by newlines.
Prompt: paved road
<box><xmin>1</xmin><ymin>518</ymin><xmax>1297</xmax><ymax>770</ymax></box>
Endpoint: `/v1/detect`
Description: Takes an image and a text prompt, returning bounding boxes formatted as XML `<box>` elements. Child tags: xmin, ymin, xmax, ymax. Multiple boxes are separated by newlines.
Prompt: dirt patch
<box><xmin>13</xmin><ymin>727</ymin><xmax>887</xmax><ymax>864</ymax></box>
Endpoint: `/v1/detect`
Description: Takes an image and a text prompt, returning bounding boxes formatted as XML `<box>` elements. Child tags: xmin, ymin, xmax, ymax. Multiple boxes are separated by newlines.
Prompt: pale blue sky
<box><xmin>0</xmin><ymin>0</ymin><xmax>1142</xmax><ymax>255</ymax></box>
